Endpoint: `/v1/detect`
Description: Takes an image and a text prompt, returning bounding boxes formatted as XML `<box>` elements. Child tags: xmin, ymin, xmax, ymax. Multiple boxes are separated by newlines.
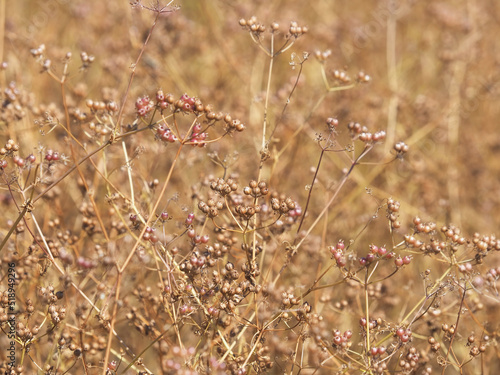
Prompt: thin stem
<box><xmin>261</xmin><ymin>33</ymin><xmax>275</xmax><ymax>152</ymax></box>
<box><xmin>122</xmin><ymin>139</ymin><xmax>135</xmax><ymax>208</ymax></box>
<box><xmin>112</xmin><ymin>10</ymin><xmax>160</xmax><ymax>141</ymax></box>
<box><xmin>120</xmin><ymin>142</ymin><xmax>183</xmax><ymax>273</ymax></box>
<box><xmin>385</xmin><ymin>10</ymin><xmax>398</xmax><ymax>155</ymax></box>
<box><xmin>0</xmin><ymin>198</ymin><xmax>30</xmax><ymax>252</ymax></box>
<box><xmin>297</xmin><ymin>147</ymin><xmax>325</xmax><ymax>233</ymax></box>
<box><xmin>446</xmin><ymin>60</ymin><xmax>466</xmax><ymax>228</ymax></box>
<box><xmin>364</xmin><ymin>271</ymin><xmax>372</xmax><ymax>370</ymax></box>
<box><xmin>267</xmin><ymin>53</ymin><xmax>307</xmax><ymax>143</ymax></box>
<box><xmin>441</xmin><ymin>282</ymin><xmax>468</xmax><ymax>375</ymax></box>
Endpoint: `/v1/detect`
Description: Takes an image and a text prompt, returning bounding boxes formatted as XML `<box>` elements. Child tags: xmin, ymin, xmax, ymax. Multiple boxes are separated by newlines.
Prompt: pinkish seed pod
<box><xmin>337</xmin><ymin>257</ymin><xmax>346</xmax><ymax>267</ymax></box>
<box><xmin>137</xmin><ymin>107</ymin><xmax>147</xmax><ymax>117</ymax></box>
<box><xmin>208</xmin><ymin>307</ymin><xmax>219</xmax><ymax>316</ymax></box>
<box><xmin>366</xmin><ymin>253</ymin><xmax>375</xmax><ymax>263</ymax></box>
<box><xmin>161</xmin><ymin>132</ymin><xmax>171</xmax><ymax>142</ymax></box>
<box><xmin>197</xmin><ymin>257</ymin><xmax>205</xmax><ymax>267</ymax></box>
<box><xmin>386</xmin><ymin>251</ymin><xmax>395</xmax><ymax>259</ymax></box>
<box><xmin>327</xmin><ymin>117</ymin><xmax>339</xmax><ymax>127</ymax></box>
<box><xmin>378</xmin><ymin>246</ymin><xmax>387</xmax><ymax>256</ymax></box>
<box><xmin>186</xmin><ymin>96</ymin><xmax>195</xmax><ymax>106</ymax></box>
<box><xmin>107</xmin><ymin>101</ymin><xmax>118</xmax><ymax>112</ymax></box>
<box><xmin>185</xmin><ymin>213</ymin><xmax>195</xmax><ymax>225</ymax></box>
<box><xmin>15</xmin><ymin>157</ymin><xmax>25</xmax><ymax>167</ymax></box>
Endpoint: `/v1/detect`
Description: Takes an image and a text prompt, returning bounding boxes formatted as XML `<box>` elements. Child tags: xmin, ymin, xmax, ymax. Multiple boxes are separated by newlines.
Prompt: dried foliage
<box><xmin>0</xmin><ymin>1</ymin><xmax>499</xmax><ymax>374</ymax></box>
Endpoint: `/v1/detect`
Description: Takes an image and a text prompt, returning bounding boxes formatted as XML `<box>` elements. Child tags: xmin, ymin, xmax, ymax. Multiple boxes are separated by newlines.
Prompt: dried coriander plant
<box><xmin>0</xmin><ymin>1</ymin><xmax>499</xmax><ymax>375</ymax></box>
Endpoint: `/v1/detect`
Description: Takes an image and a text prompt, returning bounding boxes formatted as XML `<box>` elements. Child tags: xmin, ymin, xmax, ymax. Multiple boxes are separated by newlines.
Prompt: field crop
<box><xmin>1</xmin><ymin>1</ymin><xmax>500</xmax><ymax>374</ymax></box>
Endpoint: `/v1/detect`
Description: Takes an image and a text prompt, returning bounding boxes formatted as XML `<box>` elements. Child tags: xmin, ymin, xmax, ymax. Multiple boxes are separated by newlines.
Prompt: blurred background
<box><xmin>2</xmin><ymin>1</ymin><xmax>500</xmax><ymax>374</ymax></box>
<box><xmin>6</xmin><ymin>0</ymin><xmax>500</xmax><ymax>236</ymax></box>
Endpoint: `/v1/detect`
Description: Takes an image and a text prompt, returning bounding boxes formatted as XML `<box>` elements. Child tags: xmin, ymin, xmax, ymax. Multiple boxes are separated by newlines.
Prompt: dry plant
<box><xmin>0</xmin><ymin>1</ymin><xmax>499</xmax><ymax>374</ymax></box>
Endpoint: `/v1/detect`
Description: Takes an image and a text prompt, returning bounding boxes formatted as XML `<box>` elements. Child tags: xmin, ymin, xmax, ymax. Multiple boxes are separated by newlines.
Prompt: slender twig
<box><xmin>441</xmin><ymin>281</ymin><xmax>469</xmax><ymax>375</ymax></box>
<box><xmin>296</xmin><ymin>146</ymin><xmax>325</xmax><ymax>234</ymax></box>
